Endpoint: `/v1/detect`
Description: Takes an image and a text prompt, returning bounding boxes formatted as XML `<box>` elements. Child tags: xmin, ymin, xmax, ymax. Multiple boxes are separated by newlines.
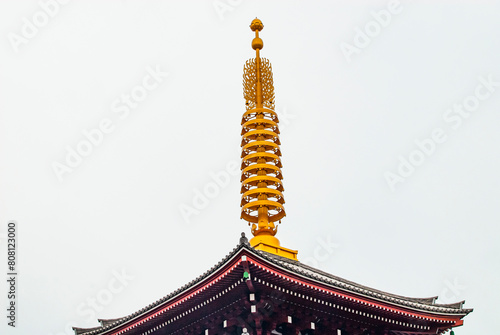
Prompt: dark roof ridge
<box><xmin>433</xmin><ymin>300</ymin><xmax>466</xmax><ymax>309</ymax></box>
<box><xmin>248</xmin><ymin>247</ymin><xmax>472</xmax><ymax>315</ymax></box>
<box><xmin>98</xmin><ymin>318</ymin><xmax>123</xmax><ymax>327</ymax></box>
<box><xmin>75</xmin><ymin>237</ymin><xmax>473</xmax><ymax>335</ymax></box>
<box><xmin>76</xmin><ymin>242</ymin><xmax>248</xmax><ymax>335</ymax></box>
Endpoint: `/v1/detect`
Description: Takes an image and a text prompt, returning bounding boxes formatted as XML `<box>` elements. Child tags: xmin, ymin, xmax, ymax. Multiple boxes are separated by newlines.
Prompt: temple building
<box><xmin>73</xmin><ymin>19</ymin><xmax>472</xmax><ymax>335</ymax></box>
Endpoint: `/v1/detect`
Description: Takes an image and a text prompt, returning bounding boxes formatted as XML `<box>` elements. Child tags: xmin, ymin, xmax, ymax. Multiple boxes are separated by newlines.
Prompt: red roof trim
<box><xmin>247</xmin><ymin>257</ymin><xmax>462</xmax><ymax>326</ymax></box>
<box><xmin>93</xmin><ymin>247</ymin><xmax>468</xmax><ymax>335</ymax></box>
<box><xmin>108</xmin><ymin>257</ymin><xmax>245</xmax><ymax>335</ymax></box>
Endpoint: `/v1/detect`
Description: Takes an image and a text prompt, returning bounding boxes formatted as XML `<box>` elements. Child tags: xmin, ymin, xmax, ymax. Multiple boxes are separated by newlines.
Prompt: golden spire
<box><xmin>241</xmin><ymin>18</ymin><xmax>298</xmax><ymax>260</ymax></box>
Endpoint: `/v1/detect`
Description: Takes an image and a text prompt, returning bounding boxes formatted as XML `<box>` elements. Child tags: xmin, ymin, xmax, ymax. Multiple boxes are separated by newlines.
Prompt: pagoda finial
<box><xmin>240</xmin><ymin>19</ymin><xmax>298</xmax><ymax>261</ymax></box>
<box><xmin>250</xmin><ymin>18</ymin><xmax>264</xmax><ymax>51</ymax></box>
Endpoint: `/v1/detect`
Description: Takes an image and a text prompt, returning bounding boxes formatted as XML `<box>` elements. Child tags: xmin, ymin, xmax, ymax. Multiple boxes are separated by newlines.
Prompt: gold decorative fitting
<box><xmin>240</xmin><ymin>18</ymin><xmax>298</xmax><ymax>261</ymax></box>
<box><xmin>243</xmin><ymin>58</ymin><xmax>275</xmax><ymax>111</ymax></box>
<box><xmin>252</xmin><ymin>37</ymin><xmax>263</xmax><ymax>50</ymax></box>
<box><xmin>250</xmin><ymin>18</ymin><xmax>264</xmax><ymax>32</ymax></box>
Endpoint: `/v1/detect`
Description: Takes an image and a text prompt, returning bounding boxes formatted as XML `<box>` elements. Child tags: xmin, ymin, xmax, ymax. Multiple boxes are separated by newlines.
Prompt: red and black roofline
<box><xmin>74</xmin><ymin>239</ymin><xmax>471</xmax><ymax>335</ymax></box>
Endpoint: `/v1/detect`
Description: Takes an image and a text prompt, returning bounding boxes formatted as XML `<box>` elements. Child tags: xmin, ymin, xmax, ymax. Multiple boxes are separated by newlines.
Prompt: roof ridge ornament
<box><xmin>239</xmin><ymin>232</ymin><xmax>249</xmax><ymax>246</ymax></box>
<box><xmin>240</xmin><ymin>19</ymin><xmax>298</xmax><ymax>261</ymax></box>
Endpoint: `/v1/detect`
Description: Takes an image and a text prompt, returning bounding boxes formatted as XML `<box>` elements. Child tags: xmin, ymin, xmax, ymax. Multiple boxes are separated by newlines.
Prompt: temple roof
<box><xmin>255</xmin><ymin>249</ymin><xmax>470</xmax><ymax>315</ymax></box>
<box><xmin>73</xmin><ymin>236</ymin><xmax>471</xmax><ymax>335</ymax></box>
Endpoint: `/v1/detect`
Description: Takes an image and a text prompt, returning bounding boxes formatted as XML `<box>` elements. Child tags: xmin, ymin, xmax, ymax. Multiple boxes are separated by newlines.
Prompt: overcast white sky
<box><xmin>1</xmin><ymin>1</ymin><xmax>499</xmax><ymax>334</ymax></box>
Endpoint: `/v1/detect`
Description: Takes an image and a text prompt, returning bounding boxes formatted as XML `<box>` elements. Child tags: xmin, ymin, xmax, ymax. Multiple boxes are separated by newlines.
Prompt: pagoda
<box><xmin>73</xmin><ymin>19</ymin><xmax>472</xmax><ymax>335</ymax></box>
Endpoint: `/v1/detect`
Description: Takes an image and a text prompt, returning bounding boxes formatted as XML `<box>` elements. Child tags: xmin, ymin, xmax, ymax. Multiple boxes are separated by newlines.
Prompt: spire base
<box><xmin>250</xmin><ymin>235</ymin><xmax>298</xmax><ymax>261</ymax></box>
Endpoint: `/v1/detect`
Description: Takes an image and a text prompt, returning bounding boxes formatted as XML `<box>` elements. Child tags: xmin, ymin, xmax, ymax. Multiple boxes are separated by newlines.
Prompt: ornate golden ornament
<box><xmin>240</xmin><ymin>19</ymin><xmax>297</xmax><ymax>260</ymax></box>
<box><xmin>243</xmin><ymin>58</ymin><xmax>275</xmax><ymax>111</ymax></box>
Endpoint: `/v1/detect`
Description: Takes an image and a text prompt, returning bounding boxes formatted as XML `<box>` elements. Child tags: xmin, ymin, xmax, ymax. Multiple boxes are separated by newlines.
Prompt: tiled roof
<box><xmin>73</xmin><ymin>237</ymin><xmax>471</xmax><ymax>335</ymax></box>
<box><xmin>98</xmin><ymin>319</ymin><xmax>123</xmax><ymax>327</ymax></box>
<box><xmin>252</xmin><ymin>249</ymin><xmax>472</xmax><ymax>315</ymax></box>
<box><xmin>73</xmin><ymin>242</ymin><xmax>248</xmax><ymax>335</ymax></box>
